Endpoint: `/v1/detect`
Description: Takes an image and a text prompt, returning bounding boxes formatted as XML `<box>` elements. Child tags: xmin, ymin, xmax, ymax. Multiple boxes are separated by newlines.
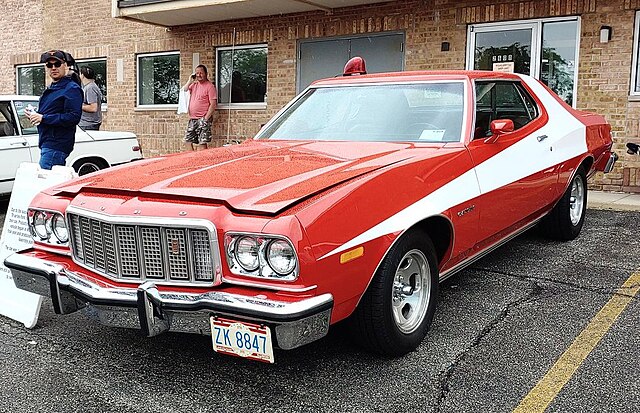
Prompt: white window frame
<box><xmin>76</xmin><ymin>57</ymin><xmax>108</xmax><ymax>110</ymax></box>
<box><xmin>136</xmin><ymin>51</ymin><xmax>180</xmax><ymax>110</ymax></box>
<box><xmin>631</xmin><ymin>11</ymin><xmax>640</xmax><ymax>96</ymax></box>
<box><xmin>15</xmin><ymin>63</ymin><xmax>45</xmax><ymax>96</ymax></box>
<box><xmin>466</xmin><ymin>16</ymin><xmax>580</xmax><ymax>107</ymax></box>
<box><xmin>215</xmin><ymin>43</ymin><xmax>268</xmax><ymax>110</ymax></box>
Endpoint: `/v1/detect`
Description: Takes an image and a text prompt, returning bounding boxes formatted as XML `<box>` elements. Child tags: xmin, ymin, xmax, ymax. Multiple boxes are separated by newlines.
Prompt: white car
<box><xmin>0</xmin><ymin>95</ymin><xmax>143</xmax><ymax>195</ymax></box>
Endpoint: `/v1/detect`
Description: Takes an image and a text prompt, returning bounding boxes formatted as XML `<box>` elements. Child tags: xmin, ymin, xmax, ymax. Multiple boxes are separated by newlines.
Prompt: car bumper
<box><xmin>5</xmin><ymin>252</ymin><xmax>333</xmax><ymax>350</ymax></box>
<box><xmin>603</xmin><ymin>151</ymin><xmax>618</xmax><ymax>173</ymax></box>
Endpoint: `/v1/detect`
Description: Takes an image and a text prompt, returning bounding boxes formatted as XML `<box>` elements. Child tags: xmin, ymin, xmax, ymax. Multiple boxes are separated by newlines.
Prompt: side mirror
<box><xmin>484</xmin><ymin>119</ymin><xmax>514</xmax><ymax>144</ymax></box>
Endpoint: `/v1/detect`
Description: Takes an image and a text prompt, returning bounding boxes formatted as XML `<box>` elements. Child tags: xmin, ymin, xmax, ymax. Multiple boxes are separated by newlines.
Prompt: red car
<box><xmin>6</xmin><ymin>61</ymin><xmax>617</xmax><ymax>363</ymax></box>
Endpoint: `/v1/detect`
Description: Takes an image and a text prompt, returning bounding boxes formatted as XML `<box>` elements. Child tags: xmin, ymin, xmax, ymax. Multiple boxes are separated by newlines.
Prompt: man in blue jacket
<box><xmin>25</xmin><ymin>50</ymin><xmax>83</xmax><ymax>170</ymax></box>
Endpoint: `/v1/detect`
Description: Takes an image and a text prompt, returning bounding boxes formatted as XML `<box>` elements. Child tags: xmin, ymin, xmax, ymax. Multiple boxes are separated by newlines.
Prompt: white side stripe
<box><xmin>320</xmin><ymin>169</ymin><xmax>481</xmax><ymax>259</ymax></box>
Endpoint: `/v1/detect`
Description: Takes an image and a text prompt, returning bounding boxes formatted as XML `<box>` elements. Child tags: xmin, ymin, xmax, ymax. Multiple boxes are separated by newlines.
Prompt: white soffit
<box><xmin>116</xmin><ymin>0</ymin><xmax>393</xmax><ymax>27</ymax></box>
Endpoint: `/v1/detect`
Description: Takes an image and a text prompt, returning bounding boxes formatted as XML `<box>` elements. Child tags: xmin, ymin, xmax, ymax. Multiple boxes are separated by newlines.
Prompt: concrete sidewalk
<box><xmin>588</xmin><ymin>190</ymin><xmax>640</xmax><ymax>212</ymax></box>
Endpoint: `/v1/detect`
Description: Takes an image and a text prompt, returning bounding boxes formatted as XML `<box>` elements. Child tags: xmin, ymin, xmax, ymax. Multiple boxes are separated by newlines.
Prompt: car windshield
<box><xmin>256</xmin><ymin>82</ymin><xmax>465</xmax><ymax>142</ymax></box>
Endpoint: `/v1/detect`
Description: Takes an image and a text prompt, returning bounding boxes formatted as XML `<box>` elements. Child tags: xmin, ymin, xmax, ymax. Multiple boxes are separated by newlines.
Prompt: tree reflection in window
<box><xmin>78</xmin><ymin>59</ymin><xmax>108</xmax><ymax>104</ymax></box>
<box><xmin>17</xmin><ymin>66</ymin><xmax>46</xmax><ymax>96</ymax></box>
<box><xmin>540</xmin><ymin>20</ymin><xmax>577</xmax><ymax>106</ymax></box>
<box><xmin>475</xmin><ymin>42</ymin><xmax>531</xmax><ymax>74</ymax></box>
<box><xmin>138</xmin><ymin>53</ymin><xmax>180</xmax><ymax>105</ymax></box>
<box><xmin>217</xmin><ymin>46</ymin><xmax>267</xmax><ymax>104</ymax></box>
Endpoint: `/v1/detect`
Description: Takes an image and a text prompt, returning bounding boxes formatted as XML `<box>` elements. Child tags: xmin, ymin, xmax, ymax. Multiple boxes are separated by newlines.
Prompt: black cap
<box><xmin>40</xmin><ymin>50</ymin><xmax>67</xmax><ymax>63</ymax></box>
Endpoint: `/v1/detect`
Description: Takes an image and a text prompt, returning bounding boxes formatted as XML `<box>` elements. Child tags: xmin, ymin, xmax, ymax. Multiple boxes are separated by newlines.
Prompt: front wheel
<box><xmin>350</xmin><ymin>230</ymin><xmax>439</xmax><ymax>356</ymax></box>
<box><xmin>540</xmin><ymin>166</ymin><xmax>587</xmax><ymax>240</ymax></box>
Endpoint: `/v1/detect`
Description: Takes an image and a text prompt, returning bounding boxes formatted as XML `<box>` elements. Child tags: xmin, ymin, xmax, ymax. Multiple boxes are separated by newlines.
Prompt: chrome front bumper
<box><xmin>5</xmin><ymin>253</ymin><xmax>333</xmax><ymax>350</ymax></box>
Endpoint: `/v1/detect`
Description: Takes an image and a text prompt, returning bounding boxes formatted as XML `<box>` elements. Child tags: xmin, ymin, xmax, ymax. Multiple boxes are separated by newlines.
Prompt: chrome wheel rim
<box><xmin>77</xmin><ymin>162</ymin><xmax>100</xmax><ymax>176</ymax></box>
<box><xmin>391</xmin><ymin>249</ymin><xmax>431</xmax><ymax>334</ymax></box>
<box><xmin>569</xmin><ymin>175</ymin><xmax>585</xmax><ymax>226</ymax></box>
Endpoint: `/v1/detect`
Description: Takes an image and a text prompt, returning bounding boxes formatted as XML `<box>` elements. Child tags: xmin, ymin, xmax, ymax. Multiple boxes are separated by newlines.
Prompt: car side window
<box><xmin>0</xmin><ymin>102</ymin><xmax>17</xmax><ymax>137</ymax></box>
<box><xmin>473</xmin><ymin>81</ymin><xmax>539</xmax><ymax>139</ymax></box>
<box><xmin>13</xmin><ymin>100</ymin><xmax>38</xmax><ymax>135</ymax></box>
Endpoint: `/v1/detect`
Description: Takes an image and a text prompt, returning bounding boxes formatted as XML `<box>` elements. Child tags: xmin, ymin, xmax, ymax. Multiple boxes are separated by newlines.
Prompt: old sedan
<box><xmin>5</xmin><ymin>63</ymin><xmax>616</xmax><ymax>363</ymax></box>
<box><xmin>0</xmin><ymin>95</ymin><xmax>143</xmax><ymax>195</ymax></box>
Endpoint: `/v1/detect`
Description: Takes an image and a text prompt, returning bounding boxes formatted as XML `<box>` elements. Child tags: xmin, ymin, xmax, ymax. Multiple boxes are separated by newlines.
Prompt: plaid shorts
<box><xmin>184</xmin><ymin>118</ymin><xmax>212</xmax><ymax>144</ymax></box>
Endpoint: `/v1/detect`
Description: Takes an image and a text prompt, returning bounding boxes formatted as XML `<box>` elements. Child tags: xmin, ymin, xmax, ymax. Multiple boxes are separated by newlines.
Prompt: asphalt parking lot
<box><xmin>0</xmin><ymin>199</ymin><xmax>637</xmax><ymax>413</ymax></box>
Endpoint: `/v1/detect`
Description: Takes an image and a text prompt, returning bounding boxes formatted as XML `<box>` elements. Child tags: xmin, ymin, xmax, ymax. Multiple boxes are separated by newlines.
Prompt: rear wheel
<box><xmin>74</xmin><ymin>158</ymin><xmax>108</xmax><ymax>176</ymax></box>
<box><xmin>350</xmin><ymin>230</ymin><xmax>439</xmax><ymax>356</ymax></box>
<box><xmin>540</xmin><ymin>166</ymin><xmax>587</xmax><ymax>240</ymax></box>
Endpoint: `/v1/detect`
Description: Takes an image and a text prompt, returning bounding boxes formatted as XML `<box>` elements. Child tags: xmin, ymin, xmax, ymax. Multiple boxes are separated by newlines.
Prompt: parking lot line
<box><xmin>513</xmin><ymin>271</ymin><xmax>640</xmax><ymax>413</ymax></box>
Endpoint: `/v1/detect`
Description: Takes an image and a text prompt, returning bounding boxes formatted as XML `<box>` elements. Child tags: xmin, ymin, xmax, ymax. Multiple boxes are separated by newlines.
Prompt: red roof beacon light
<box><xmin>343</xmin><ymin>57</ymin><xmax>367</xmax><ymax>76</ymax></box>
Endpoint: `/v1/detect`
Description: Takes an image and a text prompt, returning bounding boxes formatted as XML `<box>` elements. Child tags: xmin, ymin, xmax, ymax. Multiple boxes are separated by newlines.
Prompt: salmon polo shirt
<box><xmin>188</xmin><ymin>80</ymin><xmax>217</xmax><ymax>119</ymax></box>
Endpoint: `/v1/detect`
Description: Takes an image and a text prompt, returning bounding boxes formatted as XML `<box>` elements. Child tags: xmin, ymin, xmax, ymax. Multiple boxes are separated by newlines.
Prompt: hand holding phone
<box><xmin>191</xmin><ymin>73</ymin><xmax>196</xmax><ymax>80</ymax></box>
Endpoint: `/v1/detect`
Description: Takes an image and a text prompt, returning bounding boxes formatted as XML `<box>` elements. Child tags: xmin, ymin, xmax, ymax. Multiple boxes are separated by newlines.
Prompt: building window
<box><xmin>16</xmin><ymin>64</ymin><xmax>45</xmax><ymax>96</ymax></box>
<box><xmin>632</xmin><ymin>11</ymin><xmax>640</xmax><ymax>95</ymax></box>
<box><xmin>216</xmin><ymin>44</ymin><xmax>267</xmax><ymax>108</ymax></box>
<box><xmin>467</xmin><ymin>17</ymin><xmax>579</xmax><ymax>107</ymax></box>
<box><xmin>77</xmin><ymin>58</ymin><xmax>107</xmax><ymax>104</ymax></box>
<box><xmin>297</xmin><ymin>32</ymin><xmax>405</xmax><ymax>92</ymax></box>
<box><xmin>137</xmin><ymin>52</ymin><xmax>180</xmax><ymax>107</ymax></box>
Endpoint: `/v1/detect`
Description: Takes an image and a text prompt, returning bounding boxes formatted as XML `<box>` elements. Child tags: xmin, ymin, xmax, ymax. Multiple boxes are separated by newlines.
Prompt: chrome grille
<box><xmin>192</xmin><ymin>230</ymin><xmax>213</xmax><ymax>280</ymax></box>
<box><xmin>68</xmin><ymin>212</ymin><xmax>217</xmax><ymax>284</ymax></box>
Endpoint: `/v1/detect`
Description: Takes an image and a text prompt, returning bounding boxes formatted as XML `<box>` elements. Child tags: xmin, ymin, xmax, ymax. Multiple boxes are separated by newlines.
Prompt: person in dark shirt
<box><xmin>25</xmin><ymin>50</ymin><xmax>83</xmax><ymax>170</ymax></box>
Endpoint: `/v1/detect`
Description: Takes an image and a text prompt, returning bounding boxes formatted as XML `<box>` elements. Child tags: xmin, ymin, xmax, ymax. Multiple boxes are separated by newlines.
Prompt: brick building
<box><xmin>1</xmin><ymin>0</ymin><xmax>638</xmax><ymax>191</ymax></box>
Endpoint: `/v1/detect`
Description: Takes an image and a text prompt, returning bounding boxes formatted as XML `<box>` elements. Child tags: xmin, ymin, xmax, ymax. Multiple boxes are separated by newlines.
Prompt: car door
<box><xmin>466</xmin><ymin>80</ymin><xmax>558</xmax><ymax>249</ymax></box>
<box><xmin>0</xmin><ymin>101</ymin><xmax>32</xmax><ymax>194</ymax></box>
<box><xmin>13</xmin><ymin>99</ymin><xmax>41</xmax><ymax>165</ymax></box>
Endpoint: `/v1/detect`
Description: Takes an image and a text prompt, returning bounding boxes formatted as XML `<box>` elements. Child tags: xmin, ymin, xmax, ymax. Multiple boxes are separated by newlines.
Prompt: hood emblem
<box><xmin>170</xmin><ymin>238</ymin><xmax>181</xmax><ymax>255</ymax></box>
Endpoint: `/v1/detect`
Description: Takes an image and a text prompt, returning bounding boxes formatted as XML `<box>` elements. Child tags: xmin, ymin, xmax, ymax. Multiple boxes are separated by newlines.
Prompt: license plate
<box><xmin>210</xmin><ymin>317</ymin><xmax>275</xmax><ymax>363</ymax></box>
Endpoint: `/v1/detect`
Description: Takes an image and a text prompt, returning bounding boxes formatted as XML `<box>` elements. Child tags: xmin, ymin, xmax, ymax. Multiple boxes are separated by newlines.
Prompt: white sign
<box><xmin>493</xmin><ymin>62</ymin><xmax>515</xmax><ymax>73</ymax></box>
<box><xmin>0</xmin><ymin>163</ymin><xmax>76</xmax><ymax>328</ymax></box>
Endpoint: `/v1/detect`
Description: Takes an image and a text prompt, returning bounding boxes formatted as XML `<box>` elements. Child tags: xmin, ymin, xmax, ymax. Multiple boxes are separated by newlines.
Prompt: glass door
<box><xmin>467</xmin><ymin>18</ymin><xmax>579</xmax><ymax>106</ymax></box>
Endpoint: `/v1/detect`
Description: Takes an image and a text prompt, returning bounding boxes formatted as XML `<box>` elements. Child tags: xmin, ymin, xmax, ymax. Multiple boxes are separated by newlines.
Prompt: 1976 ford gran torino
<box><xmin>5</xmin><ymin>59</ymin><xmax>617</xmax><ymax>363</ymax></box>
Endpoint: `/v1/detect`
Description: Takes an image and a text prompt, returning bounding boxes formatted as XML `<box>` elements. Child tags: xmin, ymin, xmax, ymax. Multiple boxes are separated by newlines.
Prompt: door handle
<box><xmin>10</xmin><ymin>141</ymin><xmax>27</xmax><ymax>146</ymax></box>
<box><xmin>536</xmin><ymin>135</ymin><xmax>548</xmax><ymax>142</ymax></box>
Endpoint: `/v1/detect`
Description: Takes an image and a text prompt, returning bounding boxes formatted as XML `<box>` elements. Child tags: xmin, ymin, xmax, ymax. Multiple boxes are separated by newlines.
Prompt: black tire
<box><xmin>74</xmin><ymin>158</ymin><xmax>108</xmax><ymax>176</ymax></box>
<box><xmin>540</xmin><ymin>166</ymin><xmax>587</xmax><ymax>240</ymax></box>
<box><xmin>350</xmin><ymin>230</ymin><xmax>439</xmax><ymax>356</ymax></box>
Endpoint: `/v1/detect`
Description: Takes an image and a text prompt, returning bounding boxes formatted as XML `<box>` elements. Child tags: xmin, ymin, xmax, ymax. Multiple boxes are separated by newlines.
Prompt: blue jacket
<box><xmin>37</xmin><ymin>76</ymin><xmax>83</xmax><ymax>154</ymax></box>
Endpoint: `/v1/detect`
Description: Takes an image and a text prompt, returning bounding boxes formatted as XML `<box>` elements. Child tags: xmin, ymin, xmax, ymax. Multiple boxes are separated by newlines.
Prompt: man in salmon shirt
<box><xmin>183</xmin><ymin>64</ymin><xmax>217</xmax><ymax>151</ymax></box>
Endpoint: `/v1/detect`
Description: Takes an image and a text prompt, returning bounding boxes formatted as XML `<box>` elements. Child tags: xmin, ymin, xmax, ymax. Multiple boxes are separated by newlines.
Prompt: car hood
<box><xmin>51</xmin><ymin>140</ymin><xmax>440</xmax><ymax>214</ymax></box>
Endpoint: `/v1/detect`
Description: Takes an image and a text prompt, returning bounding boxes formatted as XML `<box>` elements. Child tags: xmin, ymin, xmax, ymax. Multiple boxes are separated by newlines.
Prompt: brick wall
<box><xmin>2</xmin><ymin>0</ymin><xmax>639</xmax><ymax>191</ymax></box>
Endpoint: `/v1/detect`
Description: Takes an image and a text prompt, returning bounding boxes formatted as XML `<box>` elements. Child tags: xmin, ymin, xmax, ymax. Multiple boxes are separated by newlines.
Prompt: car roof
<box><xmin>310</xmin><ymin>70</ymin><xmax>524</xmax><ymax>87</ymax></box>
<box><xmin>0</xmin><ymin>95</ymin><xmax>38</xmax><ymax>101</ymax></box>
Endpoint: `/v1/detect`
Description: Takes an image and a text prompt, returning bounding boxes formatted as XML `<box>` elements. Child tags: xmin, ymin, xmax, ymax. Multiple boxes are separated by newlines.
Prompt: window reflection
<box><xmin>17</xmin><ymin>66</ymin><xmax>46</xmax><ymax>96</ymax></box>
<box><xmin>137</xmin><ymin>53</ymin><xmax>180</xmax><ymax>106</ymax></box>
<box><xmin>541</xmin><ymin>21</ymin><xmax>577</xmax><ymax>105</ymax></box>
<box><xmin>474</xmin><ymin>29</ymin><xmax>532</xmax><ymax>75</ymax></box>
<box><xmin>217</xmin><ymin>46</ymin><xmax>267</xmax><ymax>105</ymax></box>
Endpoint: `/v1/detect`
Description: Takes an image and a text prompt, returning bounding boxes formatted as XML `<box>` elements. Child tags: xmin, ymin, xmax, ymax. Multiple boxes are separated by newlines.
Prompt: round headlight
<box><xmin>32</xmin><ymin>211</ymin><xmax>49</xmax><ymax>240</ymax></box>
<box><xmin>51</xmin><ymin>214</ymin><xmax>68</xmax><ymax>243</ymax></box>
<box><xmin>235</xmin><ymin>236</ymin><xmax>260</xmax><ymax>271</ymax></box>
<box><xmin>266</xmin><ymin>239</ymin><xmax>296</xmax><ymax>275</ymax></box>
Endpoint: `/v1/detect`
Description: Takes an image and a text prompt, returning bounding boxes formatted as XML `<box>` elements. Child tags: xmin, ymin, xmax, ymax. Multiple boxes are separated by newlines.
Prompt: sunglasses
<box><xmin>45</xmin><ymin>61</ymin><xmax>63</xmax><ymax>68</ymax></box>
